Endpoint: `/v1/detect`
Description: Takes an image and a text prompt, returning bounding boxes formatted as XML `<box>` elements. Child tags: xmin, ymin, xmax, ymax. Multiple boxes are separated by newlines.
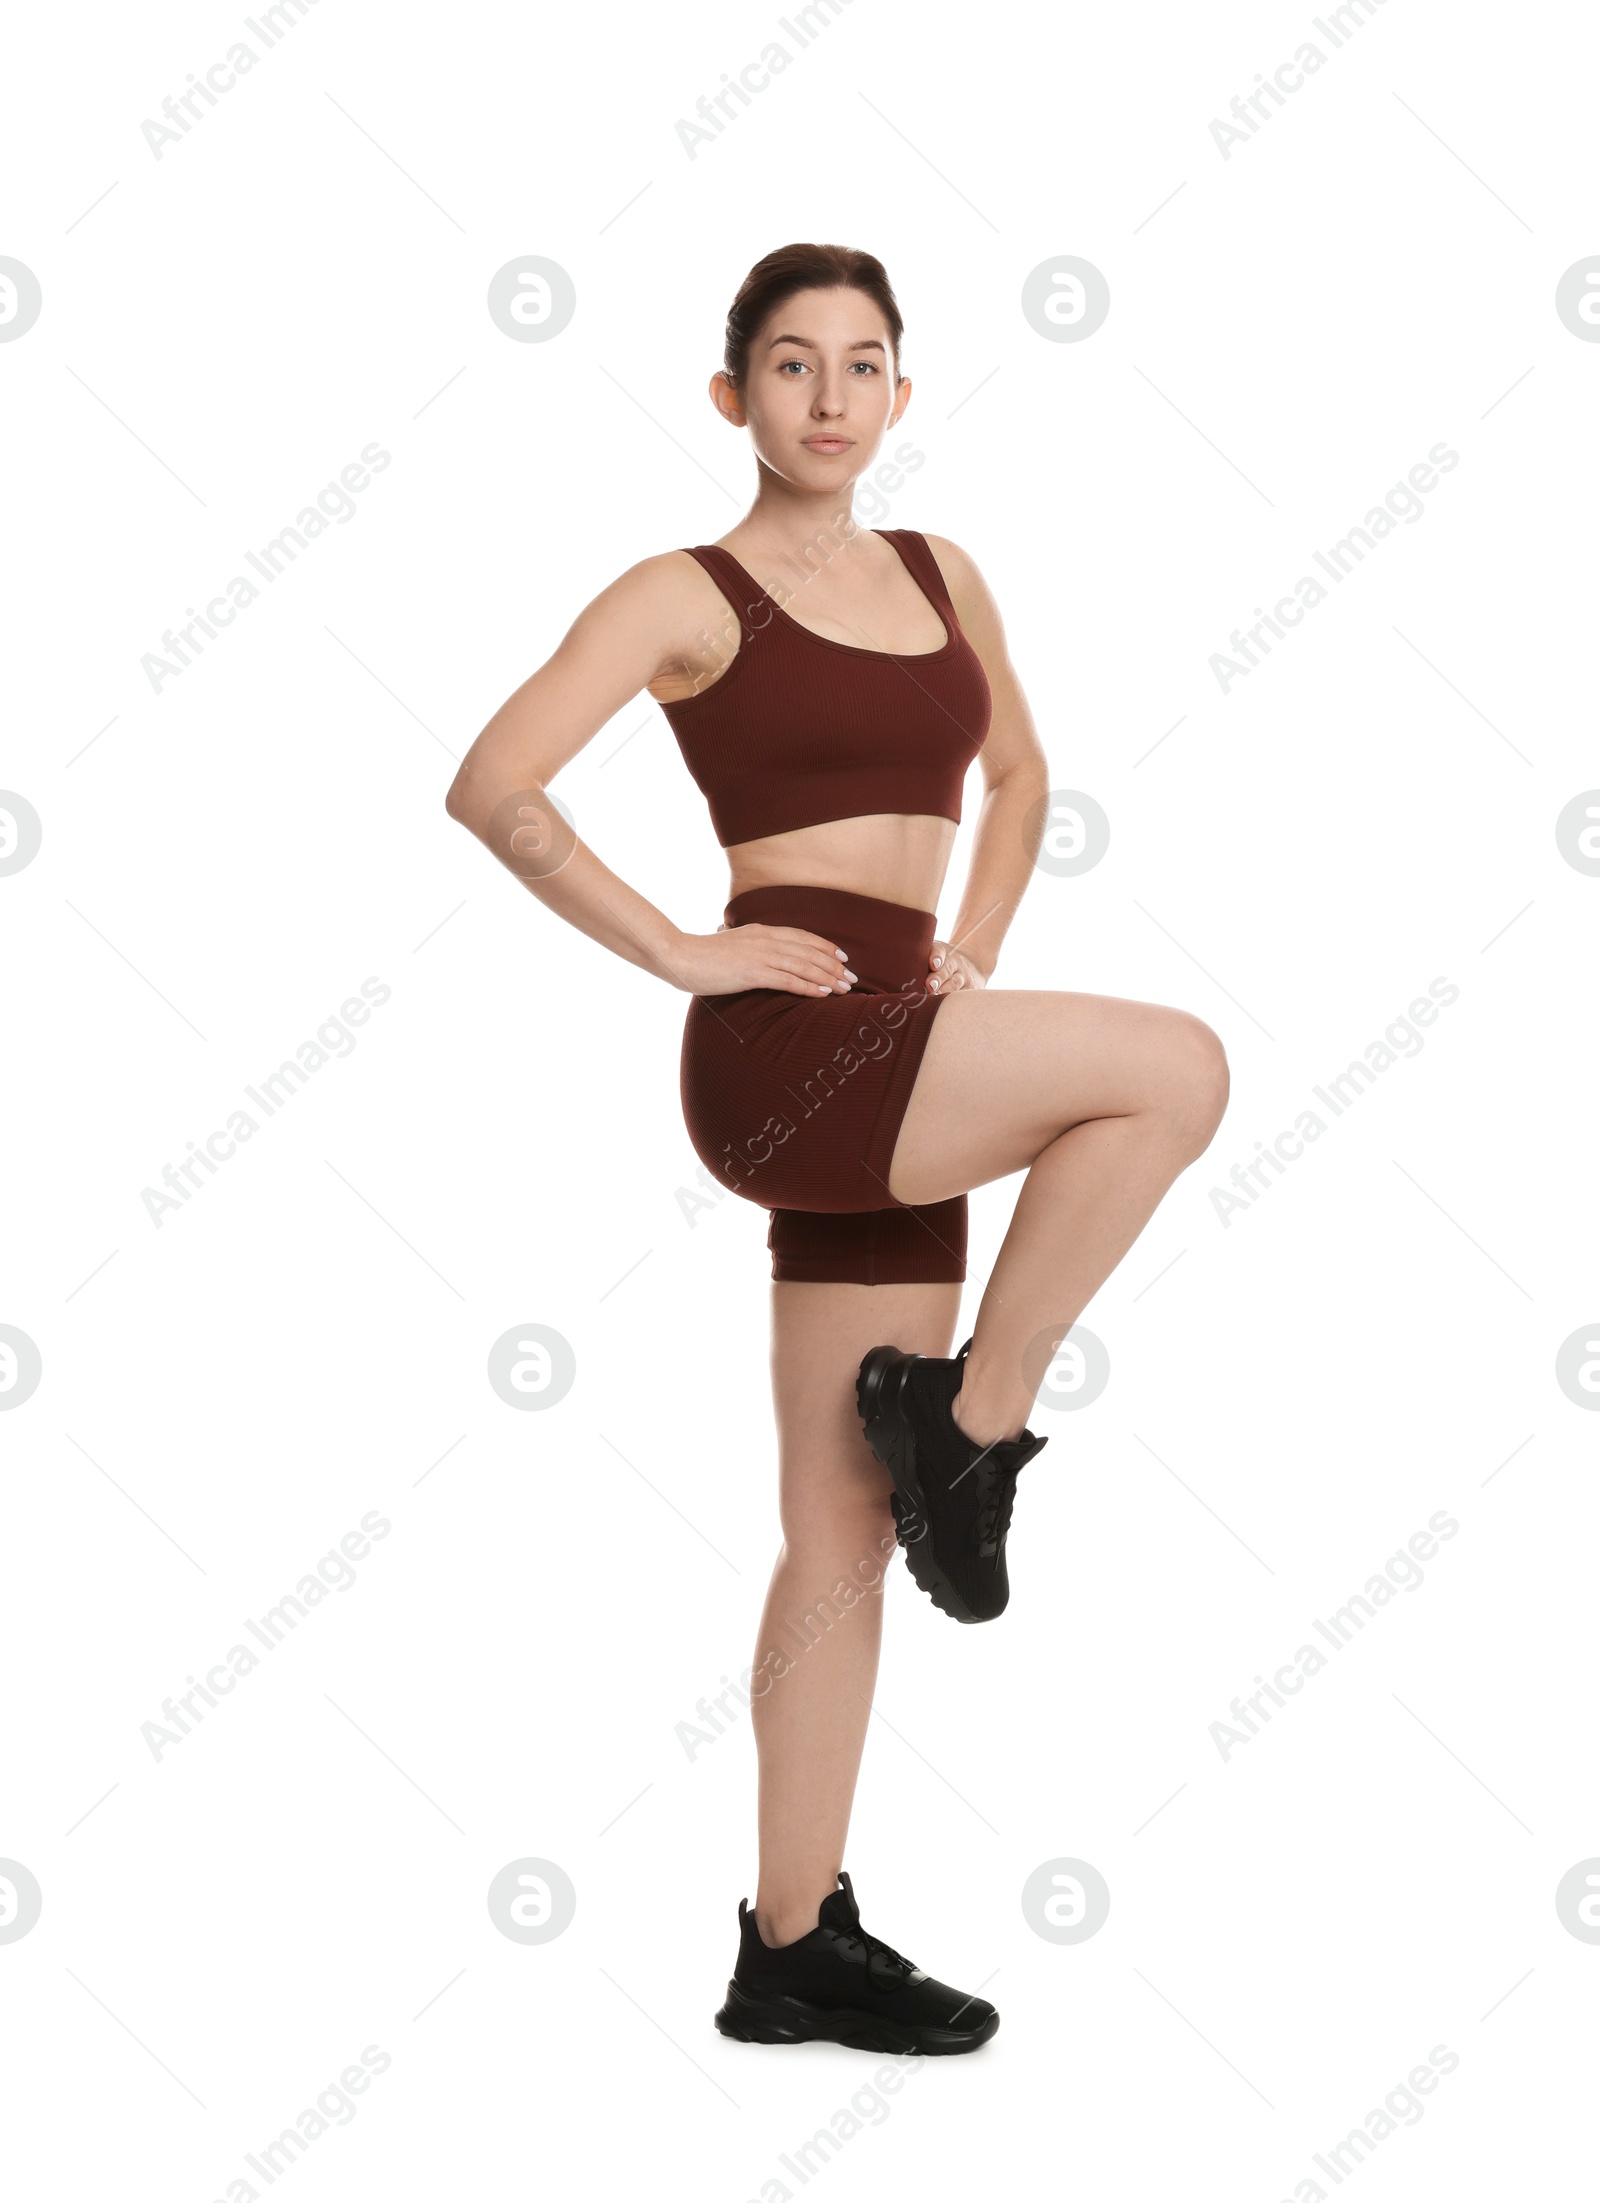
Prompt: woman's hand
<box><xmin>927</xmin><ymin>940</ymin><xmax>987</xmax><ymax>994</ymax></box>
<box><xmin>666</xmin><ymin>923</ymin><xmax>859</xmax><ymax>998</ymax></box>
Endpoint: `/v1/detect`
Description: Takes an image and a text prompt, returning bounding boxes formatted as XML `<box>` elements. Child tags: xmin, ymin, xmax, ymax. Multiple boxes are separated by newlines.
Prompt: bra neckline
<box><xmin>700</xmin><ymin>530</ymin><xmax>961</xmax><ymax>665</ymax></box>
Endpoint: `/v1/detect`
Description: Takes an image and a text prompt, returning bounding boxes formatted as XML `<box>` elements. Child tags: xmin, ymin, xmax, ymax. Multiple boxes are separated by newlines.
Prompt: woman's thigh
<box><xmin>769</xmin><ymin>1279</ymin><xmax>961</xmax><ymax>1544</ymax></box>
<box><xmin>887</xmin><ymin>989</ymin><xmax>1229</xmax><ymax>1208</ymax></box>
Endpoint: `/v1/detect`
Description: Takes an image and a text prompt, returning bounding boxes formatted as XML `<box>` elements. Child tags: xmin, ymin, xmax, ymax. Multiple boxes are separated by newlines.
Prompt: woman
<box><xmin>446</xmin><ymin>242</ymin><xmax>1229</xmax><ymax>2057</ymax></box>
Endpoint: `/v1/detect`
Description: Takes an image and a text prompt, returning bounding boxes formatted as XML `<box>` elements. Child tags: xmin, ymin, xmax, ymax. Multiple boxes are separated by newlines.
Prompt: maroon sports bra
<box><xmin>655</xmin><ymin>529</ymin><xmax>991</xmax><ymax>848</ymax></box>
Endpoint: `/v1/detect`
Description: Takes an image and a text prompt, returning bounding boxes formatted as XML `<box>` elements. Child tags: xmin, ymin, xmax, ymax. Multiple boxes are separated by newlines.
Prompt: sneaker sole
<box><xmin>714</xmin><ymin>1979</ymin><xmax>998</xmax><ymax>2055</ymax></box>
<box><xmin>856</xmin><ymin>1347</ymin><xmax>984</xmax><ymax>1626</ymax></box>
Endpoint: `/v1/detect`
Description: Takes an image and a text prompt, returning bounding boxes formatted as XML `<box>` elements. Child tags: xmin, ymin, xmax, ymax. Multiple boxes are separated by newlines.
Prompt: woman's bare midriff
<box><xmin>724</xmin><ymin>812</ymin><xmax>957</xmax><ymax>914</ymax></box>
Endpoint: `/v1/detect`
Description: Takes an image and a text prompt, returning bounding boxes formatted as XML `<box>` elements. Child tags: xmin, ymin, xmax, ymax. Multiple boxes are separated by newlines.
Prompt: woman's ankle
<box><xmin>753</xmin><ymin>1894</ymin><xmax>819</xmax><ymax>1947</ymax></box>
<box><xmin>950</xmin><ymin>1377</ymin><xmax>1025</xmax><ymax>1448</ymax></box>
<box><xmin>754</xmin><ymin>1884</ymin><xmax>832</xmax><ymax>1948</ymax></box>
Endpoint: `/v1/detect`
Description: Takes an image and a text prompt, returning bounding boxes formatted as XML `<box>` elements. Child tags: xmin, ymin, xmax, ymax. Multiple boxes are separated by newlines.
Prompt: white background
<box><xmin>3</xmin><ymin>0</ymin><xmax>1597</xmax><ymax>2195</ymax></box>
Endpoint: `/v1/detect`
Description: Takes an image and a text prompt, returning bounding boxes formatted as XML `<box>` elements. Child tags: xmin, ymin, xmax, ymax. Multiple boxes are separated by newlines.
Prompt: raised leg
<box><xmin>750</xmin><ymin>1276</ymin><xmax>959</xmax><ymax>1947</ymax></box>
<box><xmin>886</xmin><ymin>989</ymin><xmax>1230</xmax><ymax>1443</ymax></box>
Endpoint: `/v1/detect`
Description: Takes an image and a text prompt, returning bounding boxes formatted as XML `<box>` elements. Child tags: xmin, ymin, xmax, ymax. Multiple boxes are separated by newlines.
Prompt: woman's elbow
<box><xmin>445</xmin><ymin>748</ymin><xmax>486</xmax><ymax>823</ymax></box>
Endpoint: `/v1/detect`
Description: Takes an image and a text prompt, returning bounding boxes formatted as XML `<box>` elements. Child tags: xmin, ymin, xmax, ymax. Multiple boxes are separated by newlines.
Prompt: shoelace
<box><xmin>975</xmin><ymin>1449</ymin><xmax>1022</xmax><ymax>1556</ymax></box>
<box><xmin>837</xmin><ymin>1923</ymin><xmax>917</xmax><ymax>1978</ymax></box>
<box><xmin>993</xmin><ymin>1473</ymin><xmax>1022</xmax><ymax>1550</ymax></box>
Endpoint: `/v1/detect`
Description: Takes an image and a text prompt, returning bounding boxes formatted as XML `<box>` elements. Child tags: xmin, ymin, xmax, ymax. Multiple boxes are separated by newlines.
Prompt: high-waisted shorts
<box><xmin>679</xmin><ymin>884</ymin><xmax>966</xmax><ymax>1286</ymax></box>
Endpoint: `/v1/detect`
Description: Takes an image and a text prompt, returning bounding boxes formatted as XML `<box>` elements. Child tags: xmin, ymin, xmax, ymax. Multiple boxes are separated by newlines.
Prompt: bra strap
<box><xmin>882</xmin><ymin>529</ymin><xmax>958</xmax><ymax>623</ymax></box>
<box><xmin>680</xmin><ymin>544</ymin><xmax>774</xmax><ymax>644</ymax></box>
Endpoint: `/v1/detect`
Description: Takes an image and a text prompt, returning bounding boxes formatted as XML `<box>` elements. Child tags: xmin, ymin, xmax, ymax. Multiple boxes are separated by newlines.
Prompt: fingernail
<box><xmin>932</xmin><ymin>954</ymin><xmax>943</xmax><ymax>965</ymax></box>
<box><xmin>844</xmin><ymin>969</ymin><xmax>858</xmax><ymax>981</ymax></box>
<box><xmin>835</xmin><ymin>948</ymin><xmax>849</xmax><ymax>960</ymax></box>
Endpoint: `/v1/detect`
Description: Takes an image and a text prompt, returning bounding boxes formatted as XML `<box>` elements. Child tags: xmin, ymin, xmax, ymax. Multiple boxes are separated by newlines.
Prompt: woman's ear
<box><xmin>709</xmin><ymin>370</ymin><xmax>748</xmax><ymax>427</ymax></box>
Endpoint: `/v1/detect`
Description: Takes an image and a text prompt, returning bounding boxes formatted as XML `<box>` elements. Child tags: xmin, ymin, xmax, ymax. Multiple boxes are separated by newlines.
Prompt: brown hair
<box><xmin>722</xmin><ymin>243</ymin><xmax>903</xmax><ymax>393</ymax></box>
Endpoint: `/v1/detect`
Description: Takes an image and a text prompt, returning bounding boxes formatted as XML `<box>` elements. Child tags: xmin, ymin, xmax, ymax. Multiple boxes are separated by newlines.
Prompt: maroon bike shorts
<box><xmin>679</xmin><ymin>884</ymin><xmax>967</xmax><ymax>1286</ymax></box>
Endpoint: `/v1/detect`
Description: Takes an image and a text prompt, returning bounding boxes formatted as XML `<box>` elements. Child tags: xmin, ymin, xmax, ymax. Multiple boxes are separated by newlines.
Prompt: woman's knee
<box><xmin>1161</xmin><ymin>1011</ymin><xmax>1230</xmax><ymax>1156</ymax></box>
<box><xmin>778</xmin><ymin>1480</ymin><xmax>896</xmax><ymax>1560</ymax></box>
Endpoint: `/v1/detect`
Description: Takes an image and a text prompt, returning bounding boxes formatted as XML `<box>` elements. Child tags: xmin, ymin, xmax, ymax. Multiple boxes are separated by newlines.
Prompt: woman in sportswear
<box><xmin>446</xmin><ymin>242</ymin><xmax>1229</xmax><ymax>2055</ymax></box>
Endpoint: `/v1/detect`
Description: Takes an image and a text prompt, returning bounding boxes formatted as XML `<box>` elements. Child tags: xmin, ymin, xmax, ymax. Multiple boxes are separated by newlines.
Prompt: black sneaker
<box><xmin>856</xmin><ymin>1336</ymin><xmax>1047</xmax><ymax>1624</ymax></box>
<box><xmin>713</xmin><ymin>1870</ymin><xmax>998</xmax><ymax>2055</ymax></box>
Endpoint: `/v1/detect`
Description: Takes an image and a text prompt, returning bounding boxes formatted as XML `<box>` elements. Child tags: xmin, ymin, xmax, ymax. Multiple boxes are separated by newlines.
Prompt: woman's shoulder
<box><xmin>903</xmin><ymin>531</ymin><xmax>996</xmax><ymax>627</ymax></box>
<box><xmin>596</xmin><ymin>549</ymin><xmax>745</xmax><ymax>703</ymax></box>
<box><xmin>566</xmin><ymin>546</ymin><xmax>730</xmax><ymax>635</ymax></box>
<box><xmin>909</xmin><ymin>529</ymin><xmax>981</xmax><ymax>582</ymax></box>
<box><xmin>594</xmin><ymin>544</ymin><xmax>715</xmax><ymax>596</ymax></box>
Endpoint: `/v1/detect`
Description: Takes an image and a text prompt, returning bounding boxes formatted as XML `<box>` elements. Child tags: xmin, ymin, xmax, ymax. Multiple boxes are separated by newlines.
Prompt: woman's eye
<box><xmin>775</xmin><ymin>359</ymin><xmax>878</xmax><ymax>374</ymax></box>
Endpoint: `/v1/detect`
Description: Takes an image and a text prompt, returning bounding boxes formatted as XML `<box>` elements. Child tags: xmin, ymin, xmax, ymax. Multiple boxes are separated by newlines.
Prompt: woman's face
<box><xmin>716</xmin><ymin>285</ymin><xmax>910</xmax><ymax>488</ymax></box>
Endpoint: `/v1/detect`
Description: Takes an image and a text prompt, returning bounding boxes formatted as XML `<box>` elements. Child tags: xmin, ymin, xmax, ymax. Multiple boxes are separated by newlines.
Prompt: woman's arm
<box><xmin>923</xmin><ymin>536</ymin><xmax>1052</xmax><ymax>986</ymax></box>
<box><xmin>445</xmin><ymin>557</ymin><xmax>856</xmax><ymax>1001</ymax></box>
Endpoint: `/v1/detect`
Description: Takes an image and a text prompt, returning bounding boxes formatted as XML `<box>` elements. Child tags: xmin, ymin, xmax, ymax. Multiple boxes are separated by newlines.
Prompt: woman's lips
<box><xmin>802</xmin><ymin>436</ymin><xmax>852</xmax><ymax>451</ymax></box>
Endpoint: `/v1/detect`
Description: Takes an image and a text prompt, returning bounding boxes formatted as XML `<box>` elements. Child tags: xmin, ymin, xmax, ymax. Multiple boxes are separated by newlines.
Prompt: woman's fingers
<box><xmin>771</xmin><ymin>925</ymin><xmax>853</xmax><ymax>968</ymax></box>
<box><xmin>766</xmin><ymin>955</ymin><xmax>854</xmax><ymax>995</ymax></box>
<box><xmin>763</xmin><ymin>928</ymin><xmax>856</xmax><ymax>991</ymax></box>
<box><xmin>724</xmin><ymin>922</ymin><xmax>859</xmax><ymax>994</ymax></box>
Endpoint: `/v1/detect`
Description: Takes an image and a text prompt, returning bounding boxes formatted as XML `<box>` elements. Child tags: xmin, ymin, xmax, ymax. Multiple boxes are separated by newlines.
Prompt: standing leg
<box><xmin>749</xmin><ymin>1277</ymin><xmax>959</xmax><ymax>1947</ymax></box>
